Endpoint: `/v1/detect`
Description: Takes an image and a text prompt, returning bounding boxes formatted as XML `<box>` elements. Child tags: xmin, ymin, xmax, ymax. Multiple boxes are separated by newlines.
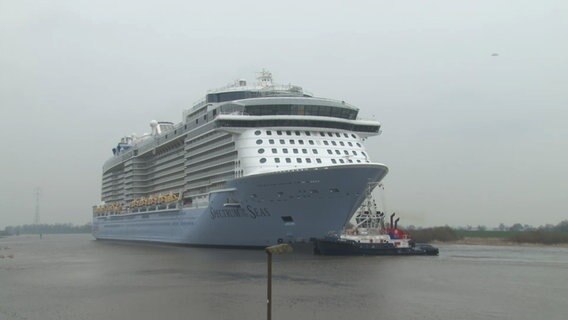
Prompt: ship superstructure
<box><xmin>93</xmin><ymin>71</ymin><xmax>388</xmax><ymax>247</ymax></box>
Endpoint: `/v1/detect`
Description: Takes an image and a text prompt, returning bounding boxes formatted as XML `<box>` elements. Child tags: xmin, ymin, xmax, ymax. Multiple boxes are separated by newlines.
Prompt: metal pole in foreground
<box><xmin>267</xmin><ymin>251</ymin><xmax>272</xmax><ymax>320</ymax></box>
<box><xmin>265</xmin><ymin>244</ymin><xmax>293</xmax><ymax>320</ymax></box>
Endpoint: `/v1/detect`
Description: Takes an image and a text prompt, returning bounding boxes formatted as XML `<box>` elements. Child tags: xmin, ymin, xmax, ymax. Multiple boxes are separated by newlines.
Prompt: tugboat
<box><xmin>312</xmin><ymin>185</ymin><xmax>439</xmax><ymax>256</ymax></box>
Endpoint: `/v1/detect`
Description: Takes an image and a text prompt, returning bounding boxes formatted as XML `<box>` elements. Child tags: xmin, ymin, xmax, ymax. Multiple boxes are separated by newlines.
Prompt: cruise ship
<box><xmin>92</xmin><ymin>71</ymin><xmax>388</xmax><ymax>247</ymax></box>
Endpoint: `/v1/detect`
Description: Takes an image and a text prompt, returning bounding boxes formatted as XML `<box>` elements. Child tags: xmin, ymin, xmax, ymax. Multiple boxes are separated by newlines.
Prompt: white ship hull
<box><xmin>93</xmin><ymin>164</ymin><xmax>387</xmax><ymax>247</ymax></box>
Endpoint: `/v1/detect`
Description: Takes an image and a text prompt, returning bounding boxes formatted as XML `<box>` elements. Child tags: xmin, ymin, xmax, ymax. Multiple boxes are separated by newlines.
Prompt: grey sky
<box><xmin>1</xmin><ymin>0</ymin><xmax>567</xmax><ymax>229</ymax></box>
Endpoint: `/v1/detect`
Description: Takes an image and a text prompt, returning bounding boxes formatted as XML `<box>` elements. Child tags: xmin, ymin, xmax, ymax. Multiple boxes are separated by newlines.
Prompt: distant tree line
<box><xmin>2</xmin><ymin>223</ymin><xmax>92</xmax><ymax>236</ymax></box>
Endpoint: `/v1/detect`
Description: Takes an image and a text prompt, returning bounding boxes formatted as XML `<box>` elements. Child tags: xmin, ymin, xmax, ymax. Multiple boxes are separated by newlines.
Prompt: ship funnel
<box><xmin>395</xmin><ymin>218</ymin><xmax>400</xmax><ymax>229</ymax></box>
<box><xmin>390</xmin><ymin>213</ymin><xmax>395</xmax><ymax>228</ymax></box>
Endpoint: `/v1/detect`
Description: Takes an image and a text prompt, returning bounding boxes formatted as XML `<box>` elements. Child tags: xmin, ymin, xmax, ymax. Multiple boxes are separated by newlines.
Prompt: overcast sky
<box><xmin>1</xmin><ymin>0</ymin><xmax>567</xmax><ymax>229</ymax></box>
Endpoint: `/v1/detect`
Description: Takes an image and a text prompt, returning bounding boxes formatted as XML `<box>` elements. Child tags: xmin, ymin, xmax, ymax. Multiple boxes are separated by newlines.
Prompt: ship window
<box><xmin>305</xmin><ymin>131</ymin><xmax>311</xmax><ymax>136</ymax></box>
<box><xmin>348</xmin><ymin>142</ymin><xmax>353</xmax><ymax>147</ymax></box>
<box><xmin>348</xmin><ymin>159</ymin><xmax>353</xmax><ymax>163</ymax></box>
<box><xmin>339</xmin><ymin>142</ymin><xmax>344</xmax><ymax>146</ymax></box>
<box><xmin>339</xmin><ymin>159</ymin><xmax>345</xmax><ymax>163</ymax></box>
<box><xmin>316</xmin><ymin>158</ymin><xmax>322</xmax><ymax>163</ymax></box>
<box><xmin>335</xmin><ymin>150</ymin><xmax>341</xmax><ymax>155</ymax></box>
<box><xmin>295</xmin><ymin>131</ymin><xmax>300</xmax><ymax>136</ymax></box>
<box><xmin>312</xmin><ymin>149</ymin><xmax>318</xmax><ymax>154</ymax></box>
<box><xmin>204</xmin><ymin>114</ymin><xmax>207</xmax><ymax>120</ymax></box>
<box><xmin>258</xmin><ymin>148</ymin><xmax>265</xmax><ymax>154</ymax></box>
<box><xmin>254</xmin><ymin>130</ymin><xmax>261</xmax><ymax>136</ymax></box>
<box><xmin>297</xmin><ymin>158</ymin><xmax>302</xmax><ymax>163</ymax></box>
<box><xmin>280</xmin><ymin>139</ymin><xmax>285</xmax><ymax>144</ymax></box>
<box><xmin>298</xmin><ymin>140</ymin><xmax>304</xmax><ymax>145</ymax></box>
<box><xmin>195</xmin><ymin>119</ymin><xmax>198</xmax><ymax>124</ymax></box>
<box><xmin>308</xmin><ymin>140</ymin><xmax>314</xmax><ymax>145</ymax></box>
<box><xmin>351</xmin><ymin>134</ymin><xmax>356</xmax><ymax>138</ymax></box>
<box><xmin>327</xmin><ymin>150</ymin><xmax>332</xmax><ymax>154</ymax></box>
<box><xmin>329</xmin><ymin>188</ymin><xmax>340</xmax><ymax>193</ymax></box>
<box><xmin>286</xmin><ymin>158</ymin><xmax>291</xmax><ymax>163</ymax></box>
<box><xmin>267</xmin><ymin>130</ymin><xmax>272</xmax><ymax>135</ymax></box>
<box><xmin>352</xmin><ymin>151</ymin><xmax>357</xmax><ymax>155</ymax></box>
<box><xmin>184</xmin><ymin>125</ymin><xmax>187</xmax><ymax>129</ymax></box>
<box><xmin>277</xmin><ymin>131</ymin><xmax>282</xmax><ymax>135</ymax></box>
<box><xmin>283</xmin><ymin>148</ymin><xmax>288</xmax><ymax>153</ymax></box>
<box><xmin>323</xmin><ymin>141</ymin><xmax>329</xmax><ymax>145</ymax></box>
<box><xmin>362</xmin><ymin>151</ymin><xmax>367</xmax><ymax>157</ymax></box>
<box><xmin>289</xmin><ymin>140</ymin><xmax>295</xmax><ymax>144</ymax></box>
<box><xmin>331</xmin><ymin>159</ymin><xmax>337</xmax><ymax>164</ymax></box>
<box><xmin>357</xmin><ymin>143</ymin><xmax>361</xmax><ymax>147</ymax></box>
<box><xmin>357</xmin><ymin>160</ymin><xmax>361</xmax><ymax>163</ymax></box>
<box><xmin>293</xmin><ymin>148</ymin><xmax>298</xmax><ymax>154</ymax></box>
<box><xmin>327</xmin><ymin>132</ymin><xmax>333</xmax><ymax>137</ymax></box>
<box><xmin>275</xmin><ymin>158</ymin><xmax>280</xmax><ymax>163</ymax></box>
<box><xmin>213</xmin><ymin>109</ymin><xmax>217</xmax><ymax>116</ymax></box>
<box><xmin>281</xmin><ymin>216</ymin><xmax>294</xmax><ymax>223</ymax></box>
<box><xmin>272</xmin><ymin>148</ymin><xmax>277</xmax><ymax>153</ymax></box>
<box><xmin>306</xmin><ymin>158</ymin><xmax>312</xmax><ymax>163</ymax></box>
<box><xmin>269</xmin><ymin>139</ymin><xmax>275</xmax><ymax>144</ymax></box>
<box><xmin>344</xmin><ymin>133</ymin><xmax>348</xmax><ymax>138</ymax></box>
<box><xmin>302</xmin><ymin>149</ymin><xmax>308</xmax><ymax>154</ymax></box>
<box><xmin>260</xmin><ymin>158</ymin><xmax>267</xmax><ymax>163</ymax></box>
<box><xmin>344</xmin><ymin>150</ymin><xmax>349</xmax><ymax>155</ymax></box>
<box><xmin>286</xmin><ymin>131</ymin><xmax>292</xmax><ymax>135</ymax></box>
<box><xmin>335</xmin><ymin>133</ymin><xmax>340</xmax><ymax>137</ymax></box>
<box><xmin>256</xmin><ymin>139</ymin><xmax>262</xmax><ymax>145</ymax></box>
<box><xmin>331</xmin><ymin>141</ymin><xmax>337</xmax><ymax>146</ymax></box>
<box><xmin>320</xmin><ymin>132</ymin><xmax>325</xmax><ymax>137</ymax></box>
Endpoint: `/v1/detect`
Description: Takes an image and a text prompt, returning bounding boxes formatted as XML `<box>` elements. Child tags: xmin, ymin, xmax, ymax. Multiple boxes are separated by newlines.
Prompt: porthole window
<box><xmin>327</xmin><ymin>150</ymin><xmax>333</xmax><ymax>155</ymax></box>
<box><xmin>277</xmin><ymin>131</ymin><xmax>282</xmax><ymax>135</ymax></box>
<box><xmin>293</xmin><ymin>149</ymin><xmax>298</xmax><ymax>154</ymax></box>
<box><xmin>348</xmin><ymin>159</ymin><xmax>353</xmax><ymax>163</ymax></box>
<box><xmin>339</xmin><ymin>159</ymin><xmax>345</xmax><ymax>163</ymax></box>
<box><xmin>348</xmin><ymin>142</ymin><xmax>353</xmax><ymax>147</ymax></box>
<box><xmin>295</xmin><ymin>131</ymin><xmax>300</xmax><ymax>136</ymax></box>
<box><xmin>335</xmin><ymin>133</ymin><xmax>340</xmax><ymax>137</ymax></box>
<box><xmin>256</xmin><ymin>139</ymin><xmax>263</xmax><ymax>145</ymax></box>
<box><xmin>258</xmin><ymin>148</ymin><xmax>265</xmax><ymax>154</ymax></box>
<box><xmin>299</xmin><ymin>140</ymin><xmax>304</xmax><ymax>145</ymax></box>
<box><xmin>267</xmin><ymin>130</ymin><xmax>272</xmax><ymax>135</ymax></box>
<box><xmin>302</xmin><ymin>149</ymin><xmax>308</xmax><ymax>154</ymax></box>
<box><xmin>280</xmin><ymin>139</ymin><xmax>285</xmax><ymax>144</ymax></box>
<box><xmin>308</xmin><ymin>140</ymin><xmax>314</xmax><ymax>145</ymax></box>
<box><xmin>324</xmin><ymin>141</ymin><xmax>329</xmax><ymax>145</ymax></box>
<box><xmin>331</xmin><ymin>159</ymin><xmax>337</xmax><ymax>164</ymax></box>
<box><xmin>335</xmin><ymin>150</ymin><xmax>341</xmax><ymax>155</ymax></box>
<box><xmin>286</xmin><ymin>131</ymin><xmax>292</xmax><ymax>136</ymax></box>
<box><xmin>297</xmin><ymin>158</ymin><xmax>302</xmax><ymax>163</ymax></box>
<box><xmin>269</xmin><ymin>139</ymin><xmax>275</xmax><ymax>144</ymax></box>
<box><xmin>254</xmin><ymin>130</ymin><xmax>261</xmax><ymax>136</ymax></box>
<box><xmin>306</xmin><ymin>158</ymin><xmax>312</xmax><ymax>163</ymax></box>
<box><xmin>283</xmin><ymin>148</ymin><xmax>289</xmax><ymax>154</ymax></box>
<box><xmin>327</xmin><ymin>132</ymin><xmax>333</xmax><ymax>137</ymax></box>
<box><xmin>275</xmin><ymin>158</ymin><xmax>280</xmax><ymax>163</ymax></box>
<box><xmin>344</xmin><ymin>133</ymin><xmax>348</xmax><ymax>138</ymax></box>
<box><xmin>272</xmin><ymin>148</ymin><xmax>277</xmax><ymax>154</ymax></box>
<box><xmin>305</xmin><ymin>131</ymin><xmax>311</xmax><ymax>136</ymax></box>
<box><xmin>357</xmin><ymin>143</ymin><xmax>361</xmax><ymax>147</ymax></box>
<box><xmin>344</xmin><ymin>150</ymin><xmax>349</xmax><ymax>155</ymax></box>
<box><xmin>312</xmin><ymin>149</ymin><xmax>318</xmax><ymax>154</ymax></box>
<box><xmin>331</xmin><ymin>141</ymin><xmax>337</xmax><ymax>146</ymax></box>
<box><xmin>260</xmin><ymin>158</ymin><xmax>267</xmax><ymax>163</ymax></box>
<box><xmin>289</xmin><ymin>140</ymin><xmax>295</xmax><ymax>144</ymax></box>
<box><xmin>351</xmin><ymin>134</ymin><xmax>356</xmax><ymax>138</ymax></box>
<box><xmin>286</xmin><ymin>158</ymin><xmax>291</xmax><ymax>163</ymax></box>
<box><xmin>320</xmin><ymin>132</ymin><xmax>325</xmax><ymax>137</ymax></box>
<box><xmin>352</xmin><ymin>151</ymin><xmax>357</xmax><ymax>155</ymax></box>
<box><xmin>316</xmin><ymin>158</ymin><xmax>322</xmax><ymax>163</ymax></box>
<box><xmin>339</xmin><ymin>142</ymin><xmax>345</xmax><ymax>146</ymax></box>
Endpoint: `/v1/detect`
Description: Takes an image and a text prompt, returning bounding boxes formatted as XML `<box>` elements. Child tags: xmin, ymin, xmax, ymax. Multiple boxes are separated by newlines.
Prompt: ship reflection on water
<box><xmin>0</xmin><ymin>234</ymin><xmax>567</xmax><ymax>320</ymax></box>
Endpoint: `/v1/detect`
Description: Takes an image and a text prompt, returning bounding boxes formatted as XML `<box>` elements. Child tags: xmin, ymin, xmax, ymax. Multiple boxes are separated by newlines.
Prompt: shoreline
<box><xmin>432</xmin><ymin>237</ymin><xmax>568</xmax><ymax>248</ymax></box>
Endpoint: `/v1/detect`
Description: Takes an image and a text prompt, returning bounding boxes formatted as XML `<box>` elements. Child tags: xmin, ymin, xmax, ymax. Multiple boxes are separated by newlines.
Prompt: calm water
<box><xmin>0</xmin><ymin>234</ymin><xmax>567</xmax><ymax>320</ymax></box>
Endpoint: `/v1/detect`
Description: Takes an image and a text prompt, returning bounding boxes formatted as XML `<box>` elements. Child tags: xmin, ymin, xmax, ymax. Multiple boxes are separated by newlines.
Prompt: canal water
<box><xmin>0</xmin><ymin>234</ymin><xmax>566</xmax><ymax>320</ymax></box>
